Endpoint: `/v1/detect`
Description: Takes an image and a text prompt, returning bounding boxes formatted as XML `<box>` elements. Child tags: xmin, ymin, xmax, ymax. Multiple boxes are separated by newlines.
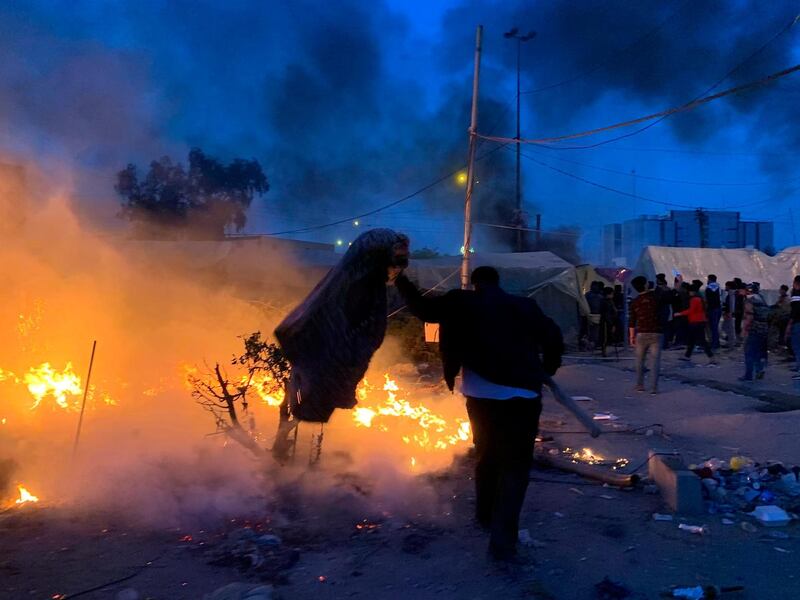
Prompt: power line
<box><xmin>514</xmin><ymin>146</ymin><xmax>795</xmax><ymax>211</ymax></box>
<box><xmin>479</xmin><ymin>62</ymin><xmax>800</xmax><ymax>147</ymax></box>
<box><xmin>263</xmin><ymin>143</ymin><xmax>507</xmax><ymax>236</ymax></box>
<box><xmin>521</xmin><ymin>146</ymin><xmax>800</xmax><ymax>187</ymax></box>
<box><xmin>534</xmin><ymin>12</ymin><xmax>800</xmax><ymax>150</ymax></box>
<box><xmin>521</xmin><ymin>0</ymin><xmax>692</xmax><ymax>95</ymax></box>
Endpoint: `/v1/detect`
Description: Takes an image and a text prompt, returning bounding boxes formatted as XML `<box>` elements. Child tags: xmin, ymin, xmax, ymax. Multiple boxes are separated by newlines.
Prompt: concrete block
<box><xmin>648</xmin><ymin>449</ymin><xmax>704</xmax><ymax>514</ymax></box>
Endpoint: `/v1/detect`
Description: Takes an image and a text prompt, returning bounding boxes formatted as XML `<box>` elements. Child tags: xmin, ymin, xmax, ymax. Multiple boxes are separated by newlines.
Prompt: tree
<box><xmin>188</xmin><ymin>332</ymin><xmax>290</xmax><ymax>459</ymax></box>
<box><xmin>116</xmin><ymin>148</ymin><xmax>269</xmax><ymax>238</ymax></box>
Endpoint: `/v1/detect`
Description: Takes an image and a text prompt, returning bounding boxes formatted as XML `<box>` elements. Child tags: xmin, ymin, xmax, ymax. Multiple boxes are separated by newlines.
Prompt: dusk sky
<box><xmin>2</xmin><ymin>0</ymin><xmax>800</xmax><ymax>258</ymax></box>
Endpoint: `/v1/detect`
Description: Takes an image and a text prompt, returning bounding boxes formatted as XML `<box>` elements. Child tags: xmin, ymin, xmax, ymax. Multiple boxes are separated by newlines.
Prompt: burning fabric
<box><xmin>275</xmin><ymin>228</ymin><xmax>409</xmax><ymax>422</ymax></box>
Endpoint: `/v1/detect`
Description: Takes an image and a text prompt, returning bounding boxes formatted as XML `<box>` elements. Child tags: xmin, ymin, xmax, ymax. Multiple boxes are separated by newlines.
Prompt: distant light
<box><xmin>456</xmin><ymin>171</ymin><xmax>468</xmax><ymax>186</ymax></box>
<box><xmin>353</xmin><ymin>220</ymin><xmax>360</xmax><ymax>227</ymax></box>
<box><xmin>336</xmin><ymin>239</ymin><xmax>344</xmax><ymax>246</ymax></box>
<box><xmin>459</xmin><ymin>246</ymin><xmax>476</xmax><ymax>255</ymax></box>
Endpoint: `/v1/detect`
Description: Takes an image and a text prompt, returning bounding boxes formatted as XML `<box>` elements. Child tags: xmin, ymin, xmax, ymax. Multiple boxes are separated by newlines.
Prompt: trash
<box><xmin>777</xmin><ymin>473</ymin><xmax>800</xmax><ymax>496</ymax></box>
<box><xmin>554</xmin><ymin>511</ymin><xmax>565</xmax><ymax>518</ymax></box>
<box><xmin>759</xmin><ymin>490</ymin><xmax>776</xmax><ymax>504</ymax></box>
<box><xmin>729</xmin><ymin>456</ymin><xmax>754</xmax><ymax>471</ymax></box>
<box><xmin>768</xmin><ymin>530</ymin><xmax>790</xmax><ymax>539</ymax></box>
<box><xmin>569</xmin><ymin>487</ymin><xmax>586</xmax><ymax>496</ymax></box>
<box><xmin>653</xmin><ymin>513</ymin><xmax>674</xmax><ymax>522</ymax></box>
<box><xmin>721</xmin><ymin>518</ymin><xmax>735</xmax><ymax>525</ymax></box>
<box><xmin>571</xmin><ymin>396</ymin><xmax>593</xmax><ymax>402</ymax></box>
<box><xmin>663</xmin><ymin>585</ymin><xmax>745</xmax><ymax>599</ymax></box>
<box><xmin>750</xmin><ymin>505</ymin><xmax>791</xmax><ymax>527</ymax></box>
<box><xmin>254</xmin><ymin>534</ymin><xmax>281</xmax><ymax>547</ymax></box>
<box><xmin>599</xmin><ymin>494</ymin><xmax>615</xmax><ymax>500</ymax></box>
<box><xmin>593</xmin><ymin>412</ymin><xmax>619</xmax><ymax>421</ymax></box>
<box><xmin>740</xmin><ymin>522</ymin><xmax>758</xmax><ymax>533</ymax></box>
<box><xmin>774</xmin><ymin>546</ymin><xmax>791</xmax><ymax>553</ymax></box>
<box><xmin>678</xmin><ymin>523</ymin><xmax>707</xmax><ymax>535</ymax></box>
<box><xmin>594</xmin><ymin>576</ymin><xmax>631</xmax><ymax>599</ymax></box>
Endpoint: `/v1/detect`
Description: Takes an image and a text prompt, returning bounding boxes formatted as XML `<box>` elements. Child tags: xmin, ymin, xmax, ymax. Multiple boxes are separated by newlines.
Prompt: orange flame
<box><xmin>15</xmin><ymin>485</ymin><xmax>39</xmax><ymax>505</ymax></box>
<box><xmin>23</xmin><ymin>362</ymin><xmax>82</xmax><ymax>410</ymax></box>
<box><xmin>353</xmin><ymin>375</ymin><xmax>471</xmax><ymax>451</ymax></box>
<box><xmin>248</xmin><ymin>372</ymin><xmax>285</xmax><ymax>407</ymax></box>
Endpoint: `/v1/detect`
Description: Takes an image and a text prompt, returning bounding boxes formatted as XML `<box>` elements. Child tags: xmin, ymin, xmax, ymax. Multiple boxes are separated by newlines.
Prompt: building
<box><xmin>602</xmin><ymin>209</ymin><xmax>773</xmax><ymax>266</ymax></box>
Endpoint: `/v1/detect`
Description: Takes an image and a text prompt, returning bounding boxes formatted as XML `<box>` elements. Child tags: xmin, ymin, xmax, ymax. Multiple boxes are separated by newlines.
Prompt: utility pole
<box><xmin>461</xmin><ymin>25</ymin><xmax>483</xmax><ymax>289</ymax></box>
<box><xmin>504</xmin><ymin>28</ymin><xmax>536</xmax><ymax>252</ymax></box>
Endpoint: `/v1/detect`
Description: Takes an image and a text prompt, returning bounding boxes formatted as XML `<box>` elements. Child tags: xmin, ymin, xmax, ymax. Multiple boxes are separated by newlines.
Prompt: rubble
<box><xmin>203</xmin><ymin>528</ymin><xmax>299</xmax><ymax>583</ymax></box>
<box><xmin>688</xmin><ymin>456</ymin><xmax>800</xmax><ymax>523</ymax></box>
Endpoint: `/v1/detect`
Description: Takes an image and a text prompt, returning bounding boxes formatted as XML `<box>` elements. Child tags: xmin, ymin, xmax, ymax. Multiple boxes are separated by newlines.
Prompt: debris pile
<box><xmin>690</xmin><ymin>456</ymin><xmax>800</xmax><ymax>523</ymax></box>
<box><xmin>203</xmin><ymin>528</ymin><xmax>299</xmax><ymax>584</ymax></box>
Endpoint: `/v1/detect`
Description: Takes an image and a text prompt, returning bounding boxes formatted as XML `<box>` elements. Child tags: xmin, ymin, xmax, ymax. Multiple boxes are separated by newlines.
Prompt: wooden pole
<box><xmin>461</xmin><ymin>25</ymin><xmax>483</xmax><ymax>289</ymax></box>
<box><xmin>72</xmin><ymin>340</ymin><xmax>97</xmax><ymax>458</ymax></box>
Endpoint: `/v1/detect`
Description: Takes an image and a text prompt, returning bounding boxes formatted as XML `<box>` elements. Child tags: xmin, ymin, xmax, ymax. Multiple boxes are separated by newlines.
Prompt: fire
<box><xmin>15</xmin><ymin>485</ymin><xmax>39</xmax><ymax>505</ymax></box>
<box><xmin>249</xmin><ymin>372</ymin><xmax>285</xmax><ymax>407</ymax></box>
<box><xmin>23</xmin><ymin>362</ymin><xmax>82</xmax><ymax>410</ymax></box>
<box><xmin>353</xmin><ymin>375</ymin><xmax>471</xmax><ymax>451</ymax></box>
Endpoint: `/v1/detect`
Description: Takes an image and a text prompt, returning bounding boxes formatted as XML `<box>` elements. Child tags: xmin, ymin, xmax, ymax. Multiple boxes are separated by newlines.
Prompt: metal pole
<box><xmin>72</xmin><ymin>340</ymin><xmax>97</xmax><ymax>458</ymax></box>
<box><xmin>515</xmin><ymin>38</ymin><xmax>522</xmax><ymax>252</ymax></box>
<box><xmin>461</xmin><ymin>25</ymin><xmax>483</xmax><ymax>290</ymax></box>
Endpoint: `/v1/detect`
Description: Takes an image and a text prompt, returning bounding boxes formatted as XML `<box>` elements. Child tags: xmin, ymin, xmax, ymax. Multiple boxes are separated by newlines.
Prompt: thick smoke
<box><xmin>0</xmin><ymin>2</ymin><xmax>798</xmax><ymax>244</ymax></box>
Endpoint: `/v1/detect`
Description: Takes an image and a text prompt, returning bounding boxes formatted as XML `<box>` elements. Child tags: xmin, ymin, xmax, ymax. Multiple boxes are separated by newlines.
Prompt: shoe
<box><xmin>708</xmin><ymin>358</ymin><xmax>718</xmax><ymax>365</ymax></box>
<box><xmin>678</xmin><ymin>356</ymin><xmax>691</xmax><ymax>362</ymax></box>
<box><xmin>634</xmin><ymin>385</ymin><xmax>645</xmax><ymax>392</ymax></box>
<box><xmin>650</xmin><ymin>390</ymin><xmax>658</xmax><ymax>395</ymax></box>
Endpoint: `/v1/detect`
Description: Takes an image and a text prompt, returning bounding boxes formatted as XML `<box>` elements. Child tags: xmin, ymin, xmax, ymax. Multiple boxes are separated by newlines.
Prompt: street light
<box><xmin>504</xmin><ymin>28</ymin><xmax>536</xmax><ymax>252</ymax></box>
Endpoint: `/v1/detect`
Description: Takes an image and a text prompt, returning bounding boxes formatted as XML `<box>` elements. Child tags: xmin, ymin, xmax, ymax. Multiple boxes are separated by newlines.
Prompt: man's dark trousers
<box><xmin>465</xmin><ymin>396</ymin><xmax>541</xmax><ymax>558</ymax></box>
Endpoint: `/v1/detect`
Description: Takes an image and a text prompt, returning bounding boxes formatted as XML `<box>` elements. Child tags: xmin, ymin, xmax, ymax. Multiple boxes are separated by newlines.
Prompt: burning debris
<box><xmin>14</xmin><ymin>484</ymin><xmax>39</xmax><ymax>505</ymax></box>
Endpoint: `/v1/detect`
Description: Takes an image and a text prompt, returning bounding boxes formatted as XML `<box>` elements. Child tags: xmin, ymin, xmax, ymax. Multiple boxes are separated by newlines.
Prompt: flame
<box><xmin>15</xmin><ymin>485</ymin><xmax>39</xmax><ymax>505</ymax></box>
<box><xmin>353</xmin><ymin>374</ymin><xmax>471</xmax><ymax>451</ymax></box>
<box><xmin>23</xmin><ymin>362</ymin><xmax>82</xmax><ymax>410</ymax></box>
<box><xmin>249</xmin><ymin>372</ymin><xmax>285</xmax><ymax>407</ymax></box>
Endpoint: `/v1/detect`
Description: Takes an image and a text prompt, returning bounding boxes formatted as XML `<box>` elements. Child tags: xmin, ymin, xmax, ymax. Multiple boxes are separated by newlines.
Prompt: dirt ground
<box><xmin>2</xmin><ymin>354</ymin><xmax>800</xmax><ymax>600</ymax></box>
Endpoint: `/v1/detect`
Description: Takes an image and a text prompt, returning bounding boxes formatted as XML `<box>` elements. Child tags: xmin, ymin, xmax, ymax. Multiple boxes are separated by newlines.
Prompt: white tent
<box><xmin>634</xmin><ymin>246</ymin><xmax>799</xmax><ymax>303</ymax></box>
<box><xmin>405</xmin><ymin>251</ymin><xmax>589</xmax><ymax>343</ymax></box>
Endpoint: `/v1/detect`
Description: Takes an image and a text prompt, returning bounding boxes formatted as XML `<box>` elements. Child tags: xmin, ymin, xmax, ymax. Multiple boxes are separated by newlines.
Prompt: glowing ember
<box><xmin>24</xmin><ymin>362</ymin><xmax>82</xmax><ymax>410</ymax></box>
<box><xmin>353</xmin><ymin>375</ymin><xmax>471</xmax><ymax>451</ymax></box>
<box><xmin>15</xmin><ymin>485</ymin><xmax>39</xmax><ymax>505</ymax></box>
<box><xmin>564</xmin><ymin>447</ymin><xmax>629</xmax><ymax>469</ymax></box>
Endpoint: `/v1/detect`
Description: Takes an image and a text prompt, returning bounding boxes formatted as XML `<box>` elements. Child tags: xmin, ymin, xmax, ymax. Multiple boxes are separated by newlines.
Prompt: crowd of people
<box><xmin>584</xmin><ymin>274</ymin><xmax>800</xmax><ymax>392</ymax></box>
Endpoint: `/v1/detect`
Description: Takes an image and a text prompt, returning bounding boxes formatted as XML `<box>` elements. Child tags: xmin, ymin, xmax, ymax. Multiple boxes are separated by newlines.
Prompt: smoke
<box><xmin>0</xmin><ymin>160</ymin><xmax>468</xmax><ymax>528</ymax></box>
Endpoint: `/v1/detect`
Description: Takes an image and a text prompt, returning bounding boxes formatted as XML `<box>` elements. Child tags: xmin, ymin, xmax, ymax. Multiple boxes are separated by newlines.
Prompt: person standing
<box><xmin>654</xmin><ymin>273</ymin><xmax>675</xmax><ymax>349</ymax></box>
<box><xmin>677</xmin><ymin>282</ymin><xmax>716</xmax><ymax>364</ymax></box>
<box><xmin>722</xmin><ymin>281</ymin><xmax>737</xmax><ymax>349</ymax></box>
<box><xmin>585</xmin><ymin>281</ymin><xmax>604</xmax><ymax>351</ymax></box>
<box><xmin>785</xmin><ymin>276</ymin><xmax>800</xmax><ymax>380</ymax></box>
<box><xmin>395</xmin><ymin>266</ymin><xmax>565</xmax><ymax>561</ymax></box>
<box><xmin>673</xmin><ymin>281</ymin><xmax>691</xmax><ymax>347</ymax></box>
<box><xmin>734</xmin><ymin>278</ymin><xmax>745</xmax><ymax>342</ymax></box>
<box><xmin>740</xmin><ymin>282</ymin><xmax>769</xmax><ymax>381</ymax></box>
<box><xmin>629</xmin><ymin>276</ymin><xmax>663</xmax><ymax>394</ymax></box>
<box><xmin>705</xmin><ymin>274</ymin><xmax>722</xmax><ymax>350</ymax></box>
<box><xmin>599</xmin><ymin>286</ymin><xmax>618</xmax><ymax>357</ymax></box>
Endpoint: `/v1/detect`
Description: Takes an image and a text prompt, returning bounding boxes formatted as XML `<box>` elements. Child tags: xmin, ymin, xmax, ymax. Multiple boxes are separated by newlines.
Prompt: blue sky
<box><xmin>1</xmin><ymin>0</ymin><xmax>799</xmax><ymax>258</ymax></box>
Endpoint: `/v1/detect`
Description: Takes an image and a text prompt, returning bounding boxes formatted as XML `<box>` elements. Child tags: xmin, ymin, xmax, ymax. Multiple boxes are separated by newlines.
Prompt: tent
<box><xmin>575</xmin><ymin>264</ymin><xmax>614</xmax><ymax>295</ymax></box>
<box><xmin>634</xmin><ymin>246</ymin><xmax>799</xmax><ymax>304</ymax></box>
<box><xmin>405</xmin><ymin>251</ymin><xmax>589</xmax><ymax>343</ymax></box>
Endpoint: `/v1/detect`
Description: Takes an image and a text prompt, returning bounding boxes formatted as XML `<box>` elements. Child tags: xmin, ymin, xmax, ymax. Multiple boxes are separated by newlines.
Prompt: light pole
<box><xmin>504</xmin><ymin>28</ymin><xmax>535</xmax><ymax>252</ymax></box>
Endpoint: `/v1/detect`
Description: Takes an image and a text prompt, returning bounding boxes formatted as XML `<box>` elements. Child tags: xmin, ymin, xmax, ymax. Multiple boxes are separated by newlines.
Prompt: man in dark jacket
<box><xmin>395</xmin><ymin>266</ymin><xmax>563</xmax><ymax>561</ymax></box>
